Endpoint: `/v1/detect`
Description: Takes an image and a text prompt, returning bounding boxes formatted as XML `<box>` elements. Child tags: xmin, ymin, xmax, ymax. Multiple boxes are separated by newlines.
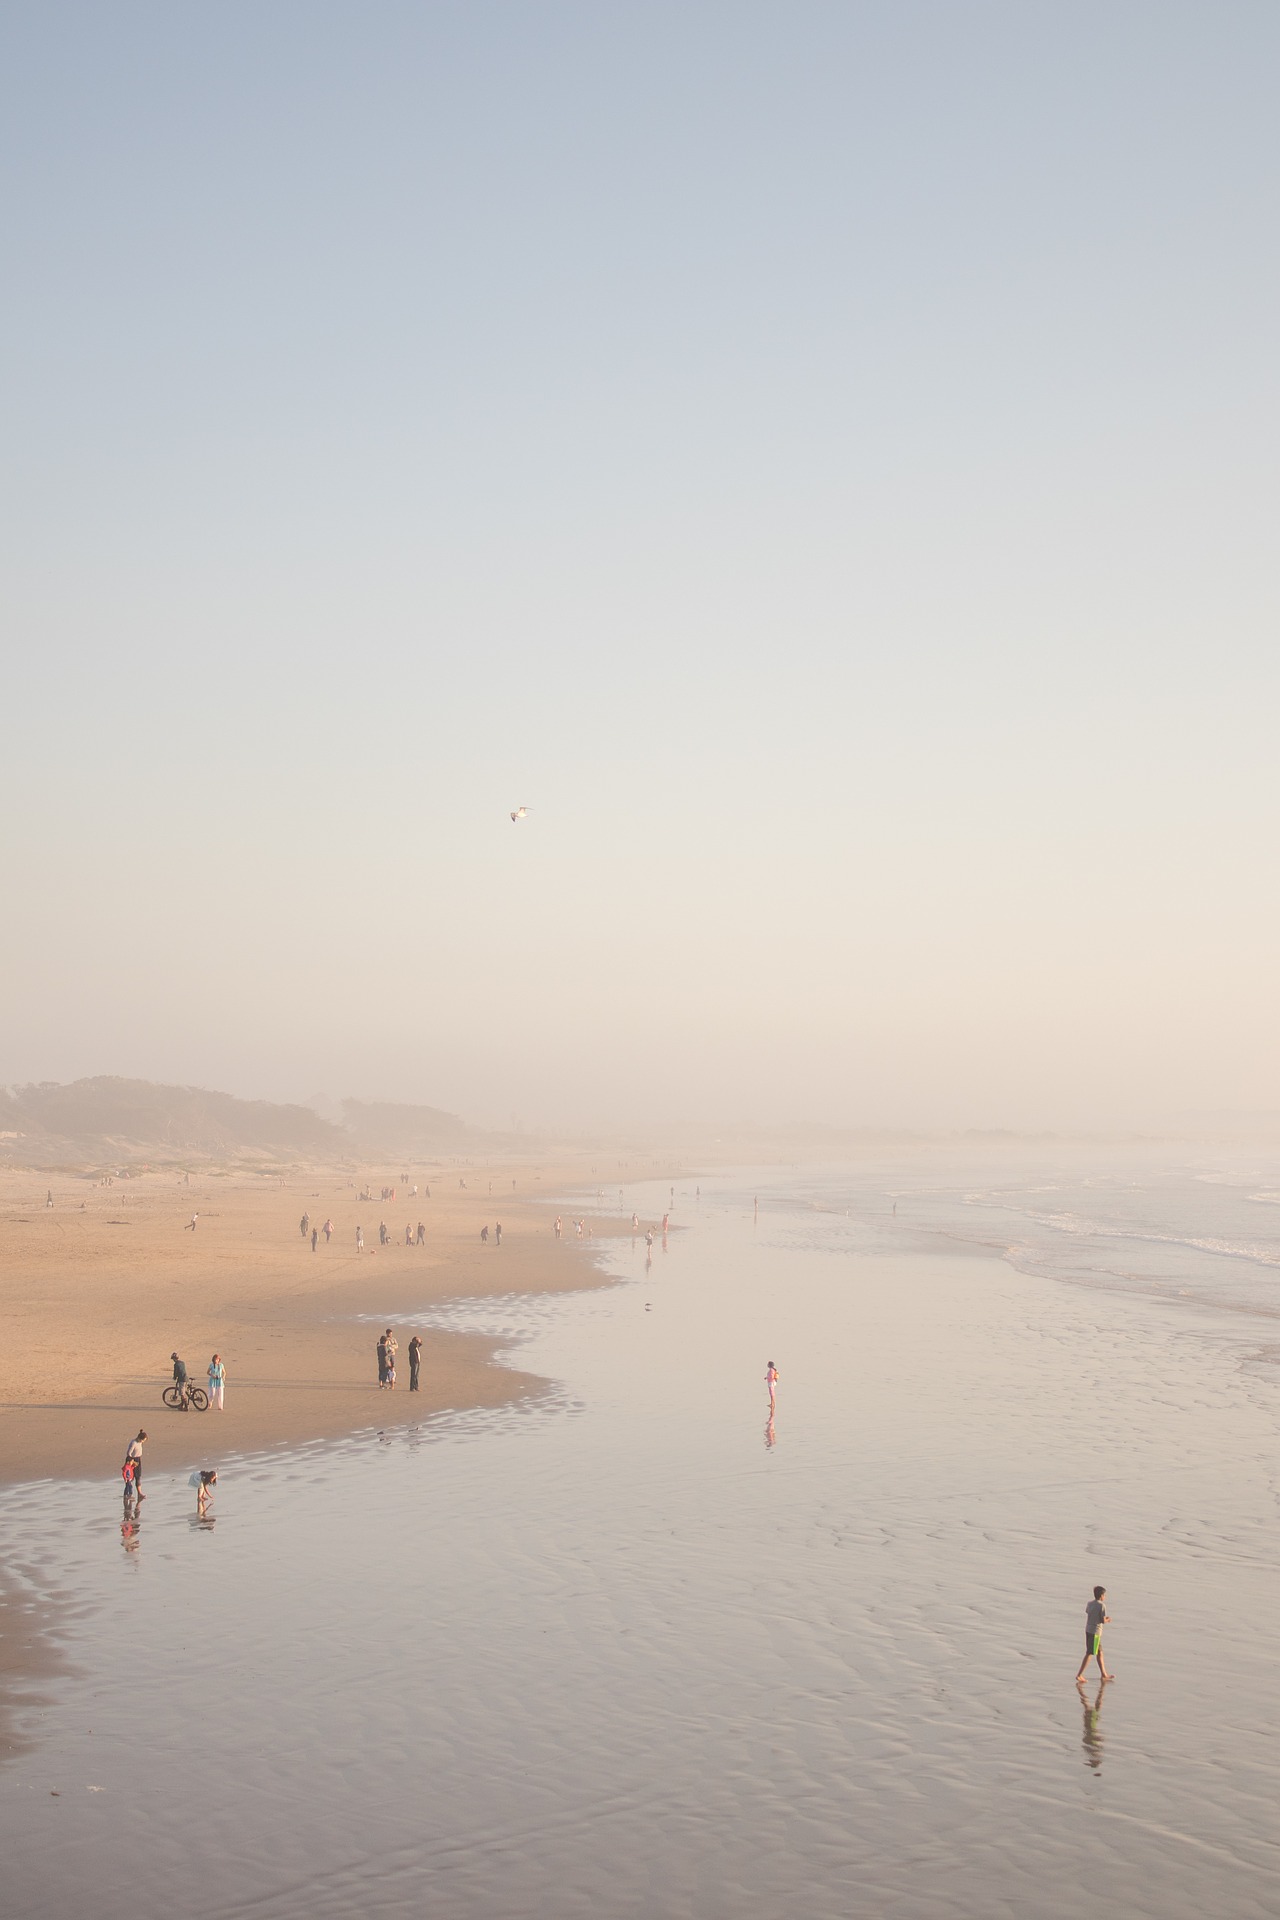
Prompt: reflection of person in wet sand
<box><xmin>1080</xmin><ymin>1680</ymin><xmax>1106</xmax><ymax>1770</ymax></box>
<box><xmin>764</xmin><ymin>1413</ymin><xmax>776</xmax><ymax>1450</ymax></box>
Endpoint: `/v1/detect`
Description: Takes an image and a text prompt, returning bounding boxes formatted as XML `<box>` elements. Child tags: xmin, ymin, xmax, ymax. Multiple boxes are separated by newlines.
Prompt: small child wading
<box><xmin>1076</xmin><ymin>1586</ymin><xmax>1114</xmax><ymax>1682</ymax></box>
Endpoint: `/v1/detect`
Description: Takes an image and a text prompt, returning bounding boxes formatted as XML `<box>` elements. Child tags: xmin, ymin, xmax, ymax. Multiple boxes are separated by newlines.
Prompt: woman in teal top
<box><xmin>207</xmin><ymin>1353</ymin><xmax>226</xmax><ymax>1410</ymax></box>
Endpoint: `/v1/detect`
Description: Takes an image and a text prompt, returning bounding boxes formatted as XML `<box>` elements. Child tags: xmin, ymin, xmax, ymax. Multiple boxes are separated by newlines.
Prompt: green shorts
<box><xmin>1085</xmin><ymin>1633</ymin><xmax>1102</xmax><ymax>1657</ymax></box>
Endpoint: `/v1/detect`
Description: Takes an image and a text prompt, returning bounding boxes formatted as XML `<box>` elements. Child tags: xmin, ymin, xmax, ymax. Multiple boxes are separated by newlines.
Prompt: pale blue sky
<box><xmin>2</xmin><ymin>3</ymin><xmax>1277</xmax><ymax>1130</ymax></box>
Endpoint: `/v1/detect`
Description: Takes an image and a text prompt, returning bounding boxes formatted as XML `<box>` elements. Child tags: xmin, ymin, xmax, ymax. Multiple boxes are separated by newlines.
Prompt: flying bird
<box><xmin>510</xmin><ymin>806</ymin><xmax>531</xmax><ymax>822</ymax></box>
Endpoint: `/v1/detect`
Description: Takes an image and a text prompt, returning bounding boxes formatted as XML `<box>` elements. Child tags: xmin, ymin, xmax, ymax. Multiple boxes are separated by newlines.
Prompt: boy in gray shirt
<box><xmin>1076</xmin><ymin>1585</ymin><xmax>1114</xmax><ymax>1682</ymax></box>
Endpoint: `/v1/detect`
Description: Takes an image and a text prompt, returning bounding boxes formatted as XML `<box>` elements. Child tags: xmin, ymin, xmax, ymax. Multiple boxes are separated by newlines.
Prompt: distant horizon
<box><xmin>5</xmin><ymin>1071</ymin><xmax>1280</xmax><ymax>1152</ymax></box>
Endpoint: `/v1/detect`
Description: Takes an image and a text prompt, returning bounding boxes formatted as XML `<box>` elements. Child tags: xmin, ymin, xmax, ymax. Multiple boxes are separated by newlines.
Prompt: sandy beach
<box><xmin>0</xmin><ymin>1159</ymin><xmax>642</xmax><ymax>1488</ymax></box>
<box><xmin>6</xmin><ymin>1158</ymin><xmax>1280</xmax><ymax>1917</ymax></box>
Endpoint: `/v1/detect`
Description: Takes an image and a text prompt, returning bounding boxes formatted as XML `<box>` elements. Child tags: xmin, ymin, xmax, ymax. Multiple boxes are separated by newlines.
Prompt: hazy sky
<box><xmin>2</xmin><ymin>3</ymin><xmax>1277</xmax><ymax>1132</ymax></box>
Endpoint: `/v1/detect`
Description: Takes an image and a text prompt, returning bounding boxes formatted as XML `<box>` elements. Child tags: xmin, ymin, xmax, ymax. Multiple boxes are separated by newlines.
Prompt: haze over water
<box><xmin>4</xmin><ymin>1155</ymin><xmax>1280</xmax><ymax>1918</ymax></box>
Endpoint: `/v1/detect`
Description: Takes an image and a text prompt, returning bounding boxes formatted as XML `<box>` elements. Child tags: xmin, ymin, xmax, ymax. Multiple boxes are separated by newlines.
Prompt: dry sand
<box><xmin>0</xmin><ymin>1158</ymin><xmax>639</xmax><ymax>1489</ymax></box>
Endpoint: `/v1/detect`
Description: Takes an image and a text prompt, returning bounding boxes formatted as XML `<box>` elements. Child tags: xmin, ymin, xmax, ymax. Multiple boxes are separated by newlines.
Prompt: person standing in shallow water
<box><xmin>765</xmin><ymin>1361</ymin><xmax>779</xmax><ymax>1413</ymax></box>
<box><xmin>408</xmin><ymin>1334</ymin><xmax>422</xmax><ymax>1391</ymax></box>
<box><xmin>124</xmin><ymin>1430</ymin><xmax>147</xmax><ymax>1500</ymax></box>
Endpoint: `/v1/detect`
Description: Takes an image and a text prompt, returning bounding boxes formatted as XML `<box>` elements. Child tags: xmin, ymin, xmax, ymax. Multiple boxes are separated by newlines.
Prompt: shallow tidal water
<box><xmin>3</xmin><ymin>1161</ymin><xmax>1280</xmax><ymax>1918</ymax></box>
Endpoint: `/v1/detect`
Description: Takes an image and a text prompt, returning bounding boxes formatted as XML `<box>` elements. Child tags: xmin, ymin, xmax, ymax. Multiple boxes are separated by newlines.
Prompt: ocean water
<box><xmin>3</xmin><ymin>1154</ymin><xmax>1280</xmax><ymax>1919</ymax></box>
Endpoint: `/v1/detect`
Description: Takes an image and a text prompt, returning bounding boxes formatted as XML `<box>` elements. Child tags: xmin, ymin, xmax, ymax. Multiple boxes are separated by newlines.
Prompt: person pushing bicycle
<box><xmin>171</xmin><ymin>1351</ymin><xmax>191</xmax><ymax>1408</ymax></box>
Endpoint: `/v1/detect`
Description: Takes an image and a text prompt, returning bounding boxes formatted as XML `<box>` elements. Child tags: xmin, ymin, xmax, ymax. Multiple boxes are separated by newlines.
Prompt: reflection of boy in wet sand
<box><xmin>1080</xmin><ymin>1681</ymin><xmax>1106</xmax><ymax>1771</ymax></box>
<box><xmin>1076</xmin><ymin>1586</ymin><xmax>1114</xmax><ymax>1682</ymax></box>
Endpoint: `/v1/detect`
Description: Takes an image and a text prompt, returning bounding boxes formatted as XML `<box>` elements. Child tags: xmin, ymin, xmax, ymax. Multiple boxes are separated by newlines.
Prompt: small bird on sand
<box><xmin>510</xmin><ymin>806</ymin><xmax>531</xmax><ymax>822</ymax></box>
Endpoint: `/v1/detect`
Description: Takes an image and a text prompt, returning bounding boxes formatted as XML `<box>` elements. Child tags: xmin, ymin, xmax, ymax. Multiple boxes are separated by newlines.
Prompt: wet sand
<box><xmin>5</xmin><ymin>1163</ymin><xmax>1280</xmax><ymax>1917</ymax></box>
<box><xmin>0</xmin><ymin>1160</ymin><xmax>644</xmax><ymax>1487</ymax></box>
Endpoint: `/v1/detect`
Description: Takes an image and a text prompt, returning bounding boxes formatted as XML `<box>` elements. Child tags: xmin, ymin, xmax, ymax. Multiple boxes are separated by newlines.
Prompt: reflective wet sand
<box><xmin>3</xmin><ymin>1166</ymin><xmax>1279</xmax><ymax>1917</ymax></box>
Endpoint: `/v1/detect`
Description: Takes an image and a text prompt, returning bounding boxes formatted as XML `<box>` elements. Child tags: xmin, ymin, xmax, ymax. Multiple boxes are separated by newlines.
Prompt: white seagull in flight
<box><xmin>510</xmin><ymin>806</ymin><xmax>531</xmax><ymax>822</ymax></box>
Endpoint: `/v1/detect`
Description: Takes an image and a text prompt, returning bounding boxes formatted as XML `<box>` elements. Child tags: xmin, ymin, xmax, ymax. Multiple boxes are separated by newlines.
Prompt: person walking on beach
<box><xmin>495</xmin><ymin>1222</ymin><xmax>502</xmax><ymax>1246</ymax></box>
<box><xmin>765</xmin><ymin>1361</ymin><xmax>779</xmax><ymax>1413</ymax></box>
<box><xmin>207</xmin><ymin>1353</ymin><xmax>225</xmax><ymax>1410</ymax></box>
<box><xmin>323</xmin><ymin>1218</ymin><xmax>333</xmax><ymax>1242</ymax></box>
<box><xmin>416</xmin><ymin>1220</ymin><xmax>425</xmax><ymax>1246</ymax></box>
<box><xmin>300</xmin><ymin>1212</ymin><xmax>309</xmax><ymax>1239</ymax></box>
<box><xmin>356</xmin><ymin>1225</ymin><xmax>364</xmax><ymax>1252</ymax></box>
<box><xmin>480</xmin><ymin>1224</ymin><xmax>488</xmax><ymax>1243</ymax></box>
<box><xmin>124</xmin><ymin>1430</ymin><xmax>148</xmax><ymax>1500</ymax></box>
<box><xmin>408</xmin><ymin>1334</ymin><xmax>422</xmax><ymax>1391</ymax></box>
<box><xmin>185</xmin><ymin>1213</ymin><xmax>198</xmax><ymax>1231</ymax></box>
<box><xmin>377</xmin><ymin>1332</ymin><xmax>388</xmax><ymax>1387</ymax></box>
<box><xmin>311</xmin><ymin>1226</ymin><xmax>319</xmax><ymax>1252</ymax></box>
<box><xmin>1076</xmin><ymin>1587</ymin><xmax>1114</xmax><ymax>1682</ymax></box>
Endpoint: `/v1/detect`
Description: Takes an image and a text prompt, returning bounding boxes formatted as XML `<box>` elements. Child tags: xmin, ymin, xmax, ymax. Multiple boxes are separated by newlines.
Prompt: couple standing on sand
<box><xmin>376</xmin><ymin>1329</ymin><xmax>422</xmax><ymax>1391</ymax></box>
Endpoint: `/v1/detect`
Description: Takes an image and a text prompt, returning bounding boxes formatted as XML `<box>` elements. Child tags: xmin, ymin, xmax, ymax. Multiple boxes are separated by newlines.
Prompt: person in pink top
<box><xmin>765</xmin><ymin>1361</ymin><xmax>779</xmax><ymax>1412</ymax></box>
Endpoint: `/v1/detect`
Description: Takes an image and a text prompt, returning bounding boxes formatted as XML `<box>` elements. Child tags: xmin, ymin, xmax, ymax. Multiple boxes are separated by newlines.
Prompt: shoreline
<box><xmin>0</xmin><ymin>1156</ymin><xmax>665</xmax><ymax>1491</ymax></box>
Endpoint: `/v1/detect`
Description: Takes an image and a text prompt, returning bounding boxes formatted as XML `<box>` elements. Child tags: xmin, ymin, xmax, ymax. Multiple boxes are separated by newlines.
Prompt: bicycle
<box><xmin>162</xmin><ymin>1382</ymin><xmax>209</xmax><ymax>1412</ymax></box>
